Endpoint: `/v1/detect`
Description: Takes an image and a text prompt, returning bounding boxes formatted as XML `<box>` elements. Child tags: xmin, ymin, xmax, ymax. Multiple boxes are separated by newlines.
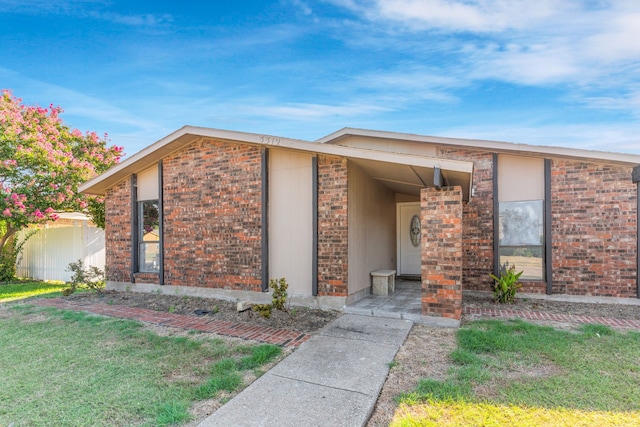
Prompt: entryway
<box><xmin>397</xmin><ymin>202</ymin><xmax>421</xmax><ymax>276</ymax></box>
<box><xmin>344</xmin><ymin>279</ymin><xmax>422</xmax><ymax>322</ymax></box>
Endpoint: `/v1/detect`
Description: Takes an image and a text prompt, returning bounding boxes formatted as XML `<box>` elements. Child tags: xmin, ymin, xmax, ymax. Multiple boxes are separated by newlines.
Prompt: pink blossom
<box><xmin>2</xmin><ymin>208</ymin><xmax>11</xmax><ymax>217</ymax></box>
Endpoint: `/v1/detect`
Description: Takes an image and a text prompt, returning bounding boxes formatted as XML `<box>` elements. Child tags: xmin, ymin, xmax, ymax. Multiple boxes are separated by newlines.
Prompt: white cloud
<box><xmin>0</xmin><ymin>0</ymin><xmax>173</xmax><ymax>28</ymax></box>
<box><xmin>353</xmin><ymin>66</ymin><xmax>464</xmax><ymax>103</ymax></box>
<box><xmin>287</xmin><ymin>0</ymin><xmax>314</xmax><ymax>16</ymax></box>
<box><xmin>444</xmin><ymin>121</ymin><xmax>640</xmax><ymax>155</ymax></box>
<box><xmin>328</xmin><ymin>0</ymin><xmax>565</xmax><ymax>32</ymax></box>
<box><xmin>239</xmin><ymin>101</ymin><xmax>390</xmax><ymax>120</ymax></box>
<box><xmin>0</xmin><ymin>66</ymin><xmax>159</xmax><ymax>133</ymax></box>
<box><xmin>327</xmin><ymin>0</ymin><xmax>640</xmax><ymax>89</ymax></box>
<box><xmin>88</xmin><ymin>11</ymin><xmax>173</xmax><ymax>27</ymax></box>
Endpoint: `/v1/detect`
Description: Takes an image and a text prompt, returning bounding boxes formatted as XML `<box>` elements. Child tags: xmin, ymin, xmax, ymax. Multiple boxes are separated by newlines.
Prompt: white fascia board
<box><xmin>193</xmin><ymin>126</ymin><xmax>474</xmax><ymax>173</ymax></box>
<box><xmin>80</xmin><ymin>126</ymin><xmax>474</xmax><ymax>195</ymax></box>
<box><xmin>318</xmin><ymin>127</ymin><xmax>640</xmax><ymax>165</ymax></box>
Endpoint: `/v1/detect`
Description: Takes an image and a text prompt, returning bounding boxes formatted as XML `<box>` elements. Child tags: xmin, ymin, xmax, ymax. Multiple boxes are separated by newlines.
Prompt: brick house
<box><xmin>80</xmin><ymin>126</ymin><xmax>640</xmax><ymax>323</ymax></box>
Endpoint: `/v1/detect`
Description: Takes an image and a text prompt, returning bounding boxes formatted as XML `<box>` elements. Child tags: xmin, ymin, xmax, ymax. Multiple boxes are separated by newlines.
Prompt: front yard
<box><xmin>0</xmin><ymin>301</ymin><xmax>284</xmax><ymax>426</ymax></box>
<box><xmin>4</xmin><ymin>281</ymin><xmax>640</xmax><ymax>426</ymax></box>
<box><xmin>386</xmin><ymin>319</ymin><xmax>640</xmax><ymax>426</ymax></box>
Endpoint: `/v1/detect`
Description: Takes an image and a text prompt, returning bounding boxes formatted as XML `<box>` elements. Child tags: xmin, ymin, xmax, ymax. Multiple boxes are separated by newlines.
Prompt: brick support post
<box><xmin>421</xmin><ymin>186</ymin><xmax>463</xmax><ymax>320</ymax></box>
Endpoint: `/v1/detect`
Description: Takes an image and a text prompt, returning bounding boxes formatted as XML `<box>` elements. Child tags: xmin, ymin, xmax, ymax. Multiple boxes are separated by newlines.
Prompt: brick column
<box><xmin>421</xmin><ymin>186</ymin><xmax>463</xmax><ymax>320</ymax></box>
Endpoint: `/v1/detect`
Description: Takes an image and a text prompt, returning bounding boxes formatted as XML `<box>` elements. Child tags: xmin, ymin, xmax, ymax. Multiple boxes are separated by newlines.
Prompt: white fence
<box><xmin>16</xmin><ymin>215</ymin><xmax>105</xmax><ymax>282</ymax></box>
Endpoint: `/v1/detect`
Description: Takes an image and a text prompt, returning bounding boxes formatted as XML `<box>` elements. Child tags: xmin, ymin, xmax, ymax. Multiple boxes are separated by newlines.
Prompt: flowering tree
<box><xmin>0</xmin><ymin>90</ymin><xmax>123</xmax><ymax>280</ymax></box>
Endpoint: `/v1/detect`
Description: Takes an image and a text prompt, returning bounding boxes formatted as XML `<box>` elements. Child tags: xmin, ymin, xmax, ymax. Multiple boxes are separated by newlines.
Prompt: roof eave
<box><xmin>80</xmin><ymin>126</ymin><xmax>475</xmax><ymax>196</ymax></box>
<box><xmin>318</xmin><ymin>127</ymin><xmax>640</xmax><ymax>166</ymax></box>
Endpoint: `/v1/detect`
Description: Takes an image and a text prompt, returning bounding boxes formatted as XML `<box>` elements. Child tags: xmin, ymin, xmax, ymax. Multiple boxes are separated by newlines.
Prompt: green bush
<box><xmin>489</xmin><ymin>264</ymin><xmax>523</xmax><ymax>304</ymax></box>
<box><xmin>252</xmin><ymin>277</ymin><xmax>289</xmax><ymax>318</ymax></box>
<box><xmin>0</xmin><ymin>245</ymin><xmax>17</xmax><ymax>282</ymax></box>
<box><xmin>63</xmin><ymin>260</ymin><xmax>105</xmax><ymax>296</ymax></box>
<box><xmin>270</xmin><ymin>277</ymin><xmax>288</xmax><ymax>311</ymax></box>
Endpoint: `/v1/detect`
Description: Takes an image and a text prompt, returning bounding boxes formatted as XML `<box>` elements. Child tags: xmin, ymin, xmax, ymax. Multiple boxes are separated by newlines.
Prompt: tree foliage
<box><xmin>0</xmin><ymin>90</ymin><xmax>123</xmax><ymax>272</ymax></box>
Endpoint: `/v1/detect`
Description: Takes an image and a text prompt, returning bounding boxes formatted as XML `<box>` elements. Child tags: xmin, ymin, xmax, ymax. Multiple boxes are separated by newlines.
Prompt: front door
<box><xmin>397</xmin><ymin>202</ymin><xmax>421</xmax><ymax>276</ymax></box>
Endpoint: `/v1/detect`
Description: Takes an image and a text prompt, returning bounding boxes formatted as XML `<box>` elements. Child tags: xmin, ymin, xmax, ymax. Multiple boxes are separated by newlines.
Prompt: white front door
<box><xmin>397</xmin><ymin>202</ymin><xmax>422</xmax><ymax>276</ymax></box>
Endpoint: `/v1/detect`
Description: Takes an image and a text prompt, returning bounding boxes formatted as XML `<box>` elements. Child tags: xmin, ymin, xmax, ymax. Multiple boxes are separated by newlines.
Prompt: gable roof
<box><xmin>79</xmin><ymin>126</ymin><xmax>475</xmax><ymax>199</ymax></box>
<box><xmin>318</xmin><ymin>127</ymin><xmax>640</xmax><ymax>165</ymax></box>
<box><xmin>80</xmin><ymin>125</ymin><xmax>639</xmax><ymax>200</ymax></box>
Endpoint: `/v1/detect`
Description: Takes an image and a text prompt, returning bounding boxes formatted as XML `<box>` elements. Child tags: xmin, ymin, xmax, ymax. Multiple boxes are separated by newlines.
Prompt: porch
<box><xmin>344</xmin><ymin>279</ymin><xmax>460</xmax><ymax>327</ymax></box>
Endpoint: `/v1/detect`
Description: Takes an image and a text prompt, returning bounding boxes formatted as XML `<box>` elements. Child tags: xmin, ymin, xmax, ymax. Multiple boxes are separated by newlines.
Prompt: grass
<box><xmin>0</xmin><ymin>280</ymin><xmax>69</xmax><ymax>301</ymax></box>
<box><xmin>394</xmin><ymin>319</ymin><xmax>640</xmax><ymax>426</ymax></box>
<box><xmin>0</xmin><ymin>304</ymin><xmax>282</xmax><ymax>426</ymax></box>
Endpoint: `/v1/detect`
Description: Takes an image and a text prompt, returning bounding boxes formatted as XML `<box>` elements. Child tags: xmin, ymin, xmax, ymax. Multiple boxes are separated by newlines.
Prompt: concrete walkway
<box><xmin>198</xmin><ymin>314</ymin><xmax>413</xmax><ymax>427</ymax></box>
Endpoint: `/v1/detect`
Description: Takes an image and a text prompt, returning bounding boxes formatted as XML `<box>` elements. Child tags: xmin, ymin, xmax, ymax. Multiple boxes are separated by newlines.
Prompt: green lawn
<box><xmin>0</xmin><ymin>280</ymin><xmax>69</xmax><ymax>301</ymax></box>
<box><xmin>0</xmin><ymin>304</ymin><xmax>282</xmax><ymax>426</ymax></box>
<box><xmin>393</xmin><ymin>320</ymin><xmax>640</xmax><ymax>426</ymax></box>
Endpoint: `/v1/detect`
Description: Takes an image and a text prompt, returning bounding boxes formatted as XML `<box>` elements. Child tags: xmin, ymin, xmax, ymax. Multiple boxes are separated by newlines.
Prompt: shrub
<box><xmin>0</xmin><ymin>228</ymin><xmax>34</xmax><ymax>282</ymax></box>
<box><xmin>252</xmin><ymin>277</ymin><xmax>289</xmax><ymax>318</ymax></box>
<box><xmin>252</xmin><ymin>303</ymin><xmax>272</xmax><ymax>318</ymax></box>
<box><xmin>270</xmin><ymin>277</ymin><xmax>288</xmax><ymax>311</ymax></box>
<box><xmin>63</xmin><ymin>260</ymin><xmax>105</xmax><ymax>296</ymax></box>
<box><xmin>0</xmin><ymin>244</ymin><xmax>17</xmax><ymax>282</ymax></box>
<box><xmin>489</xmin><ymin>264</ymin><xmax>523</xmax><ymax>304</ymax></box>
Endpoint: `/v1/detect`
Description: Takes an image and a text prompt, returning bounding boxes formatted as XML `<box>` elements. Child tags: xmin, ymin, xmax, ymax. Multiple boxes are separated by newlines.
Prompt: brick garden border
<box><xmin>463</xmin><ymin>306</ymin><xmax>640</xmax><ymax>329</ymax></box>
<box><xmin>32</xmin><ymin>298</ymin><xmax>310</xmax><ymax>347</ymax></box>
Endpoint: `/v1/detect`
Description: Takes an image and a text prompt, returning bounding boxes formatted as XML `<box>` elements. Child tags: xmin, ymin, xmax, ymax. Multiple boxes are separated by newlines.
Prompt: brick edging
<box><xmin>32</xmin><ymin>298</ymin><xmax>311</xmax><ymax>347</ymax></box>
<box><xmin>463</xmin><ymin>306</ymin><xmax>640</xmax><ymax>329</ymax></box>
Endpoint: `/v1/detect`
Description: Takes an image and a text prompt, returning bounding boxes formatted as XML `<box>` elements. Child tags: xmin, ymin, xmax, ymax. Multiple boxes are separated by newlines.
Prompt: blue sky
<box><xmin>1</xmin><ymin>0</ymin><xmax>639</xmax><ymax>157</ymax></box>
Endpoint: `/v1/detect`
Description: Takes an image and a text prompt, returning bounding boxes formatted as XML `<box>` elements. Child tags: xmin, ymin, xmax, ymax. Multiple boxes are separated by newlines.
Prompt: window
<box><xmin>139</xmin><ymin>200</ymin><xmax>159</xmax><ymax>272</ymax></box>
<box><xmin>498</xmin><ymin>155</ymin><xmax>545</xmax><ymax>280</ymax></box>
<box><xmin>499</xmin><ymin>200</ymin><xmax>544</xmax><ymax>280</ymax></box>
<box><xmin>136</xmin><ymin>165</ymin><xmax>160</xmax><ymax>273</ymax></box>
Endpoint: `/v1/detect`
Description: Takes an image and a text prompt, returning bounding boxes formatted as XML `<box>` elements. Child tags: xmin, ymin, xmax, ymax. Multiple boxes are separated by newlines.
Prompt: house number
<box><xmin>410</xmin><ymin>215</ymin><xmax>421</xmax><ymax>247</ymax></box>
<box><xmin>260</xmin><ymin>136</ymin><xmax>281</xmax><ymax>145</ymax></box>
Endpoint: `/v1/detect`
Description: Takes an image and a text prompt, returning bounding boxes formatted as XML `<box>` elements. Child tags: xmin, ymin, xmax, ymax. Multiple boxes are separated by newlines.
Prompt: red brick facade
<box><xmin>421</xmin><ymin>186</ymin><xmax>463</xmax><ymax>319</ymax></box>
<box><xmin>163</xmin><ymin>138</ymin><xmax>263</xmax><ymax>291</ymax></box>
<box><xmin>438</xmin><ymin>149</ymin><xmax>495</xmax><ymax>291</ymax></box>
<box><xmin>102</xmin><ymin>134</ymin><xmax>638</xmax><ymax>305</ymax></box>
<box><xmin>105</xmin><ymin>178</ymin><xmax>132</xmax><ymax>283</ymax></box>
<box><xmin>317</xmin><ymin>155</ymin><xmax>349</xmax><ymax>296</ymax></box>
<box><xmin>550</xmin><ymin>160</ymin><xmax>637</xmax><ymax>297</ymax></box>
<box><xmin>434</xmin><ymin>150</ymin><xmax>638</xmax><ymax>299</ymax></box>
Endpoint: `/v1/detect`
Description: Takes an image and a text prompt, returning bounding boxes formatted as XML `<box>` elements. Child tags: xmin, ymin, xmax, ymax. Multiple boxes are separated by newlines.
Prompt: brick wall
<box><xmin>162</xmin><ymin>138</ymin><xmax>263</xmax><ymax>291</ymax></box>
<box><xmin>421</xmin><ymin>186</ymin><xmax>463</xmax><ymax>319</ymax></box>
<box><xmin>105</xmin><ymin>178</ymin><xmax>132</xmax><ymax>282</ymax></box>
<box><xmin>551</xmin><ymin>160</ymin><xmax>637</xmax><ymax>297</ymax></box>
<box><xmin>438</xmin><ymin>149</ymin><xmax>495</xmax><ymax>291</ymax></box>
<box><xmin>317</xmin><ymin>155</ymin><xmax>348</xmax><ymax>296</ymax></box>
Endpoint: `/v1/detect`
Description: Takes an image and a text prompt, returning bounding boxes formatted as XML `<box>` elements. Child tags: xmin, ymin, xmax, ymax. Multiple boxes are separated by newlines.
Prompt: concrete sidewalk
<box><xmin>198</xmin><ymin>314</ymin><xmax>413</xmax><ymax>427</ymax></box>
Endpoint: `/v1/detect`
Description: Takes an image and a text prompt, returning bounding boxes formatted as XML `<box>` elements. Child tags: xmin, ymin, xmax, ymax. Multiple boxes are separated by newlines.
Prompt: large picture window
<box><xmin>499</xmin><ymin>200</ymin><xmax>544</xmax><ymax>280</ymax></box>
